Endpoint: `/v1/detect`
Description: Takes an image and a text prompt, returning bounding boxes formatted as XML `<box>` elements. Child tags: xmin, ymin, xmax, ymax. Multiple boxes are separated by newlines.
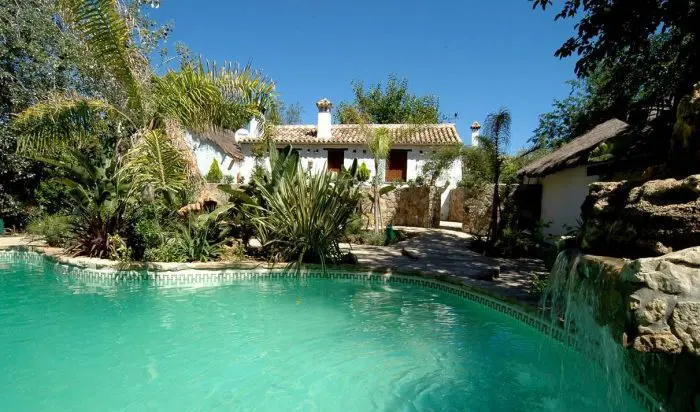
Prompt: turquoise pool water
<box><xmin>0</xmin><ymin>257</ymin><xmax>643</xmax><ymax>411</ymax></box>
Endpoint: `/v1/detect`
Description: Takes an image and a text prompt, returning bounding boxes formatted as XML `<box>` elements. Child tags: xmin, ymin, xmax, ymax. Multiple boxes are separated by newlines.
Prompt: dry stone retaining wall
<box><xmin>359</xmin><ymin>186</ymin><xmax>443</xmax><ymax>229</ymax></box>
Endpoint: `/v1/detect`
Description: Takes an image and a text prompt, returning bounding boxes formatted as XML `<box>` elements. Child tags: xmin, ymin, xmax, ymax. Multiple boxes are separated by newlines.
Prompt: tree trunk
<box><xmin>489</xmin><ymin>165</ymin><xmax>501</xmax><ymax>245</ymax></box>
<box><xmin>373</xmin><ymin>159</ymin><xmax>382</xmax><ymax>233</ymax></box>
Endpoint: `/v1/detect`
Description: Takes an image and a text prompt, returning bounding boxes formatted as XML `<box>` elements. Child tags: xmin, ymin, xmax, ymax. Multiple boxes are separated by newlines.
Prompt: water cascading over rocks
<box><xmin>542</xmin><ymin>248</ymin><xmax>700</xmax><ymax>411</ymax></box>
<box><xmin>541</xmin><ymin>251</ymin><xmax>642</xmax><ymax>410</ymax></box>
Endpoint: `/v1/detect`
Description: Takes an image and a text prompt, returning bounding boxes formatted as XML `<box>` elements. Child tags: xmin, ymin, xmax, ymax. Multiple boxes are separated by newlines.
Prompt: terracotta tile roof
<box><xmin>237</xmin><ymin>124</ymin><xmax>461</xmax><ymax>146</ymax></box>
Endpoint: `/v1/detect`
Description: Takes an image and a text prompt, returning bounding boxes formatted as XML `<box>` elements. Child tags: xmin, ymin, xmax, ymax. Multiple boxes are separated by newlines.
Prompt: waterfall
<box><xmin>541</xmin><ymin>250</ymin><xmax>640</xmax><ymax>411</ymax></box>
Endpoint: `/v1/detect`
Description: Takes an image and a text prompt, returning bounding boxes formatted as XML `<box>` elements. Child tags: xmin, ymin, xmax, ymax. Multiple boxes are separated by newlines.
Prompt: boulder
<box><xmin>633</xmin><ymin>333</ymin><xmax>683</xmax><ymax>354</ymax></box>
<box><xmin>671</xmin><ymin>301</ymin><xmax>700</xmax><ymax>355</ymax></box>
<box><xmin>581</xmin><ymin>175</ymin><xmax>700</xmax><ymax>257</ymax></box>
<box><xmin>620</xmin><ymin>247</ymin><xmax>700</xmax><ymax>355</ymax></box>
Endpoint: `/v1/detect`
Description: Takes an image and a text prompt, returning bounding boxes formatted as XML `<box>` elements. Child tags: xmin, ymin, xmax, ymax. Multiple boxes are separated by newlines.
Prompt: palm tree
<box><xmin>367</xmin><ymin>127</ymin><xmax>393</xmax><ymax>233</ymax></box>
<box><xmin>479</xmin><ymin>108</ymin><xmax>512</xmax><ymax>245</ymax></box>
<box><xmin>12</xmin><ymin>0</ymin><xmax>274</xmax><ymax>195</ymax></box>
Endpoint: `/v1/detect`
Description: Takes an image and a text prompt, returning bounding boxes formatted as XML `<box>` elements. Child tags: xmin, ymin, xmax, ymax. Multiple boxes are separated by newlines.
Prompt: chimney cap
<box><xmin>316</xmin><ymin>98</ymin><xmax>332</xmax><ymax>112</ymax></box>
<box><xmin>470</xmin><ymin>121</ymin><xmax>481</xmax><ymax>130</ymax></box>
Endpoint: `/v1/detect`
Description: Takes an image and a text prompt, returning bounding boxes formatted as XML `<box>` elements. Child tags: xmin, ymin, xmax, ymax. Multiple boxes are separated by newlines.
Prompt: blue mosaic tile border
<box><xmin>0</xmin><ymin>249</ymin><xmax>663</xmax><ymax>411</ymax></box>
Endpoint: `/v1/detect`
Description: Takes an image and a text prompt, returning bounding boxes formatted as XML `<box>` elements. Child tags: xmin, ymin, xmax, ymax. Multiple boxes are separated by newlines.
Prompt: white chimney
<box><xmin>316</xmin><ymin>98</ymin><xmax>332</xmax><ymax>139</ymax></box>
<box><xmin>249</xmin><ymin>117</ymin><xmax>262</xmax><ymax>138</ymax></box>
<box><xmin>470</xmin><ymin>121</ymin><xmax>481</xmax><ymax>147</ymax></box>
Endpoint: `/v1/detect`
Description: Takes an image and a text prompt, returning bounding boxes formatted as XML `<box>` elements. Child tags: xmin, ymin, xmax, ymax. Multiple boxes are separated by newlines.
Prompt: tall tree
<box><xmin>532</xmin><ymin>33</ymin><xmax>686</xmax><ymax>148</ymax></box>
<box><xmin>532</xmin><ymin>0</ymin><xmax>699</xmax><ymax>106</ymax></box>
<box><xmin>0</xmin><ymin>0</ymin><xmax>162</xmax><ymax>227</ymax></box>
<box><xmin>479</xmin><ymin>109</ymin><xmax>512</xmax><ymax>244</ymax></box>
<box><xmin>268</xmin><ymin>100</ymin><xmax>303</xmax><ymax>125</ymax></box>
<box><xmin>336</xmin><ymin>75</ymin><xmax>440</xmax><ymax>124</ymax></box>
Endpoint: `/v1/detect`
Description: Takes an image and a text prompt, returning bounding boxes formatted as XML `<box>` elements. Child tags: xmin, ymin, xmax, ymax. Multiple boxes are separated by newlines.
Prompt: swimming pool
<box><xmin>0</xmin><ymin>254</ymin><xmax>644</xmax><ymax>411</ymax></box>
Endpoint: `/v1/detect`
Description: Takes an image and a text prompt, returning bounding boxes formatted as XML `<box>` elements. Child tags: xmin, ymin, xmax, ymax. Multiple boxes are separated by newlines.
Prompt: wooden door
<box><xmin>327</xmin><ymin>149</ymin><xmax>344</xmax><ymax>172</ymax></box>
<box><xmin>385</xmin><ymin>150</ymin><xmax>408</xmax><ymax>182</ymax></box>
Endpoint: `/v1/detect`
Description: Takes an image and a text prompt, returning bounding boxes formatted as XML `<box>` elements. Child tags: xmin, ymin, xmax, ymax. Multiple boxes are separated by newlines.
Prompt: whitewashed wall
<box><xmin>540</xmin><ymin>166</ymin><xmax>599</xmax><ymax>236</ymax></box>
<box><xmin>185</xmin><ymin>132</ymin><xmax>242</xmax><ymax>179</ymax></box>
<box><xmin>235</xmin><ymin>144</ymin><xmax>461</xmax><ymax>187</ymax></box>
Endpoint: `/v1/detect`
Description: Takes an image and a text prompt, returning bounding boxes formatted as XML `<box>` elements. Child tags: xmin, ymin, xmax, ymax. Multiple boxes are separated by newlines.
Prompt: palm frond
<box><xmin>483</xmin><ymin>108</ymin><xmax>512</xmax><ymax>152</ymax></box>
<box><xmin>368</xmin><ymin>127</ymin><xmax>393</xmax><ymax>159</ymax></box>
<box><xmin>121</xmin><ymin>129</ymin><xmax>188</xmax><ymax>201</ymax></box>
<box><xmin>12</xmin><ymin>93</ymin><xmax>128</xmax><ymax>154</ymax></box>
<box><xmin>58</xmin><ymin>0</ymin><xmax>145</xmax><ymax>115</ymax></box>
<box><xmin>153</xmin><ymin>61</ymin><xmax>276</xmax><ymax>134</ymax></box>
<box><xmin>204</xmin><ymin>61</ymin><xmax>276</xmax><ymax>111</ymax></box>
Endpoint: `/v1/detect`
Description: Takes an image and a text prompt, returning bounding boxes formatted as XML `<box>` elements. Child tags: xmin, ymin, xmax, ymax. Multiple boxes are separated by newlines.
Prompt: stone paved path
<box><xmin>342</xmin><ymin>226</ymin><xmax>545</xmax><ymax>306</ymax></box>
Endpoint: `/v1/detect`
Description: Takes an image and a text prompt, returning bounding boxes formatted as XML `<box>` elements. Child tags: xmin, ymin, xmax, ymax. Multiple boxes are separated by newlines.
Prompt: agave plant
<box><xmin>249</xmin><ymin>155</ymin><xmax>361</xmax><ymax>268</ymax></box>
<box><xmin>12</xmin><ymin>0</ymin><xmax>275</xmax><ymax>196</ymax></box>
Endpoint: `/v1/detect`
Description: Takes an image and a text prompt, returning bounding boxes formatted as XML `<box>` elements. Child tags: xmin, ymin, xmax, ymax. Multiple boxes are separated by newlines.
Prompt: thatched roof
<box><xmin>194</xmin><ymin>130</ymin><xmax>243</xmax><ymax>160</ymax></box>
<box><xmin>518</xmin><ymin>118</ymin><xmax>631</xmax><ymax>177</ymax></box>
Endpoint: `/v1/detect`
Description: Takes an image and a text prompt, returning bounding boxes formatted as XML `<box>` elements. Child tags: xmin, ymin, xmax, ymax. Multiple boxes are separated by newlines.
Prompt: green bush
<box><xmin>205</xmin><ymin>159</ymin><xmax>223</xmax><ymax>183</ymax></box>
<box><xmin>144</xmin><ymin>212</ymin><xmax>228</xmax><ymax>263</ymax></box>
<box><xmin>345</xmin><ymin>213</ymin><xmax>364</xmax><ymax>236</ymax></box>
<box><xmin>26</xmin><ymin>214</ymin><xmax>72</xmax><ymax>247</ymax></box>
<box><xmin>144</xmin><ymin>239</ymin><xmax>184</xmax><ymax>262</ymax></box>
<box><xmin>251</xmin><ymin>156</ymin><xmax>360</xmax><ymax>266</ymax></box>
<box><xmin>35</xmin><ymin>179</ymin><xmax>71</xmax><ymax>215</ymax></box>
<box><xmin>173</xmin><ymin>215</ymin><xmax>226</xmax><ymax>262</ymax></box>
<box><xmin>356</xmin><ymin>162</ymin><xmax>371</xmax><ymax>182</ymax></box>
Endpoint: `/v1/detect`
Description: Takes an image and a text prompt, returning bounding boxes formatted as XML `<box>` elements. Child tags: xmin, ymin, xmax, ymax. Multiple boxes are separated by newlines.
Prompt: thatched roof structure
<box><xmin>518</xmin><ymin>118</ymin><xmax>631</xmax><ymax>177</ymax></box>
<box><xmin>195</xmin><ymin>129</ymin><xmax>243</xmax><ymax>160</ymax></box>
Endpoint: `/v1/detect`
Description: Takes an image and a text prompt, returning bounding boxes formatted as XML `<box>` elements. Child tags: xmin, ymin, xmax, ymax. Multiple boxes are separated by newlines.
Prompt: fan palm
<box><xmin>12</xmin><ymin>0</ymin><xmax>275</xmax><ymax>196</ymax></box>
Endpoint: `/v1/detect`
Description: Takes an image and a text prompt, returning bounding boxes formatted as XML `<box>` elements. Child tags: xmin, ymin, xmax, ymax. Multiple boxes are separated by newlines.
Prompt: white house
<box><xmin>187</xmin><ymin>98</ymin><xmax>468</xmax><ymax>196</ymax></box>
<box><xmin>518</xmin><ymin>118</ymin><xmax>632</xmax><ymax>236</ymax></box>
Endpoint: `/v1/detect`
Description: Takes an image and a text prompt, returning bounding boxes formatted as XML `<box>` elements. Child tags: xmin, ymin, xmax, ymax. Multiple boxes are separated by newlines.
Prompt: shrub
<box><xmin>174</xmin><ymin>215</ymin><xmax>226</xmax><ymax>262</ymax></box>
<box><xmin>221</xmin><ymin>175</ymin><xmax>235</xmax><ymax>185</ymax></box>
<box><xmin>205</xmin><ymin>159</ymin><xmax>223</xmax><ymax>183</ymax></box>
<box><xmin>251</xmin><ymin>165</ymin><xmax>360</xmax><ymax>266</ymax></box>
<box><xmin>67</xmin><ymin>202</ymin><xmax>133</xmax><ymax>258</ymax></box>
<box><xmin>345</xmin><ymin>213</ymin><xmax>364</xmax><ymax>235</ymax></box>
<box><xmin>107</xmin><ymin>234</ymin><xmax>133</xmax><ymax>263</ymax></box>
<box><xmin>26</xmin><ymin>214</ymin><xmax>72</xmax><ymax>247</ymax></box>
<box><xmin>356</xmin><ymin>162</ymin><xmax>371</xmax><ymax>182</ymax></box>
<box><xmin>144</xmin><ymin>239</ymin><xmax>185</xmax><ymax>262</ymax></box>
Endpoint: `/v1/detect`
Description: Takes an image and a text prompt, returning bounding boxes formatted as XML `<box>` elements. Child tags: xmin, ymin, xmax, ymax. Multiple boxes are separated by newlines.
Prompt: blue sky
<box><xmin>148</xmin><ymin>0</ymin><xmax>577</xmax><ymax>152</ymax></box>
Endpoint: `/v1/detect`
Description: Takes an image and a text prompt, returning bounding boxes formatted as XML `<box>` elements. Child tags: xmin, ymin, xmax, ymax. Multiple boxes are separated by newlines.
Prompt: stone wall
<box><xmin>457</xmin><ymin>184</ymin><xmax>537</xmax><ymax>236</ymax></box>
<box><xmin>552</xmin><ymin>249</ymin><xmax>700</xmax><ymax>411</ymax></box>
<box><xmin>461</xmin><ymin>185</ymin><xmax>493</xmax><ymax>236</ymax></box>
<box><xmin>581</xmin><ymin>175</ymin><xmax>700</xmax><ymax>257</ymax></box>
<box><xmin>360</xmin><ymin>186</ymin><xmax>443</xmax><ymax>229</ymax></box>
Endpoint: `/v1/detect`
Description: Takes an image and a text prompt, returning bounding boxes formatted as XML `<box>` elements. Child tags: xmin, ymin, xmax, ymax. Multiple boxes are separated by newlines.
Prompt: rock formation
<box><xmin>581</xmin><ymin>175</ymin><xmax>700</xmax><ymax>257</ymax></box>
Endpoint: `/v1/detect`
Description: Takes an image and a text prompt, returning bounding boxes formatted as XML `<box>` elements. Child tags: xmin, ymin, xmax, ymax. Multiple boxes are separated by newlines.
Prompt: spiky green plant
<box><xmin>249</xmin><ymin>155</ymin><xmax>361</xmax><ymax>269</ymax></box>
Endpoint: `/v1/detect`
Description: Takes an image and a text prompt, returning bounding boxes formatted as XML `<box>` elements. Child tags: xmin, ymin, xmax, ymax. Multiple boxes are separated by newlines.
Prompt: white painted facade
<box><xmin>185</xmin><ymin>132</ymin><xmax>243</xmax><ymax>178</ymax></box>
<box><xmin>235</xmin><ymin>143</ymin><xmax>462</xmax><ymax>188</ymax></box>
<box><xmin>184</xmin><ymin>98</ymin><xmax>467</xmax><ymax>222</ymax></box>
<box><xmin>539</xmin><ymin>166</ymin><xmax>599</xmax><ymax>236</ymax></box>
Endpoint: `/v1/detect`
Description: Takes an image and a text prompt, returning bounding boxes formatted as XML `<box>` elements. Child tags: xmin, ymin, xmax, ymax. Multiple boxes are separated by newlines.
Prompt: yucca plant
<box><xmin>250</xmin><ymin>159</ymin><xmax>361</xmax><ymax>268</ymax></box>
